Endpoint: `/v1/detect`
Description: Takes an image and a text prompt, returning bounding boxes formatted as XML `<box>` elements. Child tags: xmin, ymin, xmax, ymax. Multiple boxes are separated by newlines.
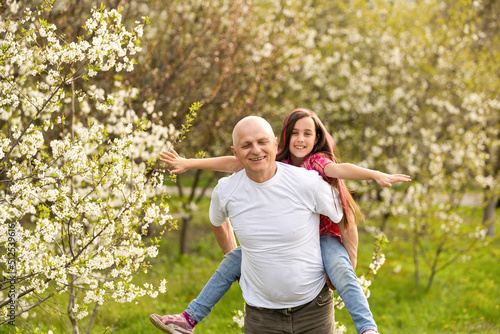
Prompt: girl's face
<box><xmin>289</xmin><ymin>116</ymin><xmax>318</xmax><ymax>165</ymax></box>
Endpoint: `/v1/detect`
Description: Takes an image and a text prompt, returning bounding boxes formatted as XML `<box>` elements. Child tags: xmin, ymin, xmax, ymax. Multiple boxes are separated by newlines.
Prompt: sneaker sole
<box><xmin>149</xmin><ymin>314</ymin><xmax>193</xmax><ymax>334</ymax></box>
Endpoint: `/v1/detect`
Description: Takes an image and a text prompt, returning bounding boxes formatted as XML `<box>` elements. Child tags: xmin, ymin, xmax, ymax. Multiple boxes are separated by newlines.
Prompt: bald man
<box><xmin>208</xmin><ymin>116</ymin><xmax>342</xmax><ymax>333</ymax></box>
<box><xmin>151</xmin><ymin>116</ymin><xmax>344</xmax><ymax>333</ymax></box>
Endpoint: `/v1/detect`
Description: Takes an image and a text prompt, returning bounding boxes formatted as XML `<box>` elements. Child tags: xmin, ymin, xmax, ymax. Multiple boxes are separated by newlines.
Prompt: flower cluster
<box><xmin>232</xmin><ymin>309</ymin><xmax>244</xmax><ymax>329</ymax></box>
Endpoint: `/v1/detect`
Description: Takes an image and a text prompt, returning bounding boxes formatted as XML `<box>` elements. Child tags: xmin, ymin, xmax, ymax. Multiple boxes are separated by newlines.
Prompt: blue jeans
<box><xmin>186</xmin><ymin>247</ymin><xmax>242</xmax><ymax>323</ymax></box>
<box><xmin>186</xmin><ymin>238</ymin><xmax>378</xmax><ymax>334</ymax></box>
<box><xmin>321</xmin><ymin>235</ymin><xmax>378</xmax><ymax>334</ymax></box>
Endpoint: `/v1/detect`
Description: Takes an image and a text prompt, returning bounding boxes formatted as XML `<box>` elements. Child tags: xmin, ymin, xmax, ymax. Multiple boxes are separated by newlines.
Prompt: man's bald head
<box><xmin>232</xmin><ymin>116</ymin><xmax>275</xmax><ymax>146</ymax></box>
<box><xmin>230</xmin><ymin>116</ymin><xmax>278</xmax><ymax>183</ymax></box>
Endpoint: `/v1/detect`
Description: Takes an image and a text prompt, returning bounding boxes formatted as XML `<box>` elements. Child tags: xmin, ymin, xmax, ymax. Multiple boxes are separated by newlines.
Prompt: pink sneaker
<box><xmin>149</xmin><ymin>313</ymin><xmax>195</xmax><ymax>334</ymax></box>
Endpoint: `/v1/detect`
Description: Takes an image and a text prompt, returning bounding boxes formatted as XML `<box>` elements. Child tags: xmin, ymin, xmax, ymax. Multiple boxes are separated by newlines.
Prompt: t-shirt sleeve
<box><xmin>209</xmin><ymin>185</ymin><xmax>228</xmax><ymax>226</ymax></box>
<box><xmin>313</xmin><ymin>175</ymin><xmax>343</xmax><ymax>223</ymax></box>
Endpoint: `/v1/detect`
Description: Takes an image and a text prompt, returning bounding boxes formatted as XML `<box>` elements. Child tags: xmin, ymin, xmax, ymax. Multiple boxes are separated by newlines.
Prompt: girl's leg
<box><xmin>150</xmin><ymin>247</ymin><xmax>242</xmax><ymax>333</ymax></box>
<box><xmin>185</xmin><ymin>246</ymin><xmax>242</xmax><ymax>322</ymax></box>
<box><xmin>320</xmin><ymin>235</ymin><xmax>378</xmax><ymax>334</ymax></box>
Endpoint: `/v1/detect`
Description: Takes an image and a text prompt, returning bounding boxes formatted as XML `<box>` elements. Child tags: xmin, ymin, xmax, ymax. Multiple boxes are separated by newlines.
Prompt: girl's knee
<box><xmin>327</xmin><ymin>263</ymin><xmax>357</xmax><ymax>286</ymax></box>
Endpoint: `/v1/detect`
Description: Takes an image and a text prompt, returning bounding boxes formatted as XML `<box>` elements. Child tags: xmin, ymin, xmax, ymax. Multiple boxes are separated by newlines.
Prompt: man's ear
<box><xmin>231</xmin><ymin>146</ymin><xmax>237</xmax><ymax>158</ymax></box>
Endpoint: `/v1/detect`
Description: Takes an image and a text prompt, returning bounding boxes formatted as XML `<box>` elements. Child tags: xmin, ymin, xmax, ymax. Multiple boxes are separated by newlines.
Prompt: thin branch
<box><xmin>1</xmin><ymin>77</ymin><xmax>68</xmax><ymax>165</ymax></box>
<box><xmin>0</xmin><ymin>286</ymin><xmax>64</xmax><ymax>325</ymax></box>
<box><xmin>0</xmin><ymin>57</ymin><xmax>88</xmax><ymax>168</ymax></box>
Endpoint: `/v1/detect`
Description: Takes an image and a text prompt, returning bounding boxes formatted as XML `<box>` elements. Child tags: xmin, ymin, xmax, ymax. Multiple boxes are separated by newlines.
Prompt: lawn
<box><xmin>335</xmin><ymin>225</ymin><xmax>500</xmax><ymax>334</ymax></box>
<box><xmin>4</xmin><ymin>201</ymin><xmax>499</xmax><ymax>334</ymax></box>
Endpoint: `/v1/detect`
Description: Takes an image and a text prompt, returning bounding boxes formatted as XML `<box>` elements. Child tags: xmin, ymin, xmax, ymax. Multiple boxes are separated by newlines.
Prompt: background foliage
<box><xmin>1</xmin><ymin>0</ymin><xmax>499</xmax><ymax>333</ymax></box>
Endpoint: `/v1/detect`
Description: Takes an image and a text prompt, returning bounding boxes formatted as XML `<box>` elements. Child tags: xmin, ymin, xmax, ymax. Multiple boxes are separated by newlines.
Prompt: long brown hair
<box><xmin>276</xmin><ymin>108</ymin><xmax>364</xmax><ymax>227</ymax></box>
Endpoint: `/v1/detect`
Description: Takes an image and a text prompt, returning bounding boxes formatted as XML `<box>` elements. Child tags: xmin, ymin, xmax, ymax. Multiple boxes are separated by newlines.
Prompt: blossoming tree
<box><xmin>0</xmin><ymin>3</ymin><xmax>179</xmax><ymax>332</ymax></box>
<box><xmin>261</xmin><ymin>0</ymin><xmax>497</xmax><ymax>290</ymax></box>
<box><xmin>120</xmin><ymin>0</ymin><xmax>298</xmax><ymax>255</ymax></box>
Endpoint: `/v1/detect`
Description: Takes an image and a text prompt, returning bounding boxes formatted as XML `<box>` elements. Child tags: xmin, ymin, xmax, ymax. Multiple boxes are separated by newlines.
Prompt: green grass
<box><xmin>3</xmin><ymin>205</ymin><xmax>499</xmax><ymax>334</ymax></box>
<box><xmin>333</xmin><ymin>205</ymin><xmax>500</xmax><ymax>334</ymax></box>
<box><xmin>334</xmin><ymin>231</ymin><xmax>499</xmax><ymax>334</ymax></box>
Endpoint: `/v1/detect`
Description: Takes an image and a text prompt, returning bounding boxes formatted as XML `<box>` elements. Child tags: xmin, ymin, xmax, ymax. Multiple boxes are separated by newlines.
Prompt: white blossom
<box><xmin>0</xmin><ymin>3</ymin><xmax>175</xmax><ymax>325</ymax></box>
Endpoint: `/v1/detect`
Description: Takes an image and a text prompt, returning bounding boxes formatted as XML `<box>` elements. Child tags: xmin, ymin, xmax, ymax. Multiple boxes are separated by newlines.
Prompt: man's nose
<box><xmin>250</xmin><ymin>144</ymin><xmax>261</xmax><ymax>154</ymax></box>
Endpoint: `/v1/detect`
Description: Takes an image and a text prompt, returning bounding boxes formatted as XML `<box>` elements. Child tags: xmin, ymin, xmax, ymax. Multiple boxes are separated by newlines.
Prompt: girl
<box><xmin>150</xmin><ymin>108</ymin><xmax>410</xmax><ymax>334</ymax></box>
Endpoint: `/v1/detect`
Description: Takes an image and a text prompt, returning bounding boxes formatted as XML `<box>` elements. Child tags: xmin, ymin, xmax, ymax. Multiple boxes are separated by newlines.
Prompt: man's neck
<box><xmin>246</xmin><ymin>163</ymin><xmax>278</xmax><ymax>183</ymax></box>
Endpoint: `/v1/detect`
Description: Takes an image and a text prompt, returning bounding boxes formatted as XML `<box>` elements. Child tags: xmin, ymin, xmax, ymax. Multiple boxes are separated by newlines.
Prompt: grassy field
<box><xmin>4</xmin><ymin>200</ymin><xmax>499</xmax><ymax>334</ymax></box>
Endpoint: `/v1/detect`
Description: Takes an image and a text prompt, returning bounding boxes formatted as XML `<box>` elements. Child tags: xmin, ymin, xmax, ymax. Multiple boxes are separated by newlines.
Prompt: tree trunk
<box><xmin>180</xmin><ymin>215</ymin><xmax>191</xmax><ymax>255</ymax></box>
<box><xmin>68</xmin><ymin>277</ymin><xmax>80</xmax><ymax>334</ymax></box>
<box><xmin>380</xmin><ymin>212</ymin><xmax>391</xmax><ymax>233</ymax></box>
<box><xmin>85</xmin><ymin>302</ymin><xmax>100</xmax><ymax>334</ymax></box>
<box><xmin>70</xmin><ymin>314</ymin><xmax>80</xmax><ymax>334</ymax></box>
<box><xmin>426</xmin><ymin>243</ymin><xmax>443</xmax><ymax>291</ymax></box>
<box><xmin>482</xmin><ymin>191</ymin><xmax>497</xmax><ymax>237</ymax></box>
<box><xmin>482</xmin><ymin>137</ymin><xmax>500</xmax><ymax>237</ymax></box>
<box><xmin>178</xmin><ymin>170</ymin><xmax>209</xmax><ymax>255</ymax></box>
<box><xmin>413</xmin><ymin>235</ymin><xmax>420</xmax><ymax>288</ymax></box>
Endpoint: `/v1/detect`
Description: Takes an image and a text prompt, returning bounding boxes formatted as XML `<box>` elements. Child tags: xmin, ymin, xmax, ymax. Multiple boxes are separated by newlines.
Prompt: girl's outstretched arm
<box><xmin>324</xmin><ymin>163</ymin><xmax>411</xmax><ymax>187</ymax></box>
<box><xmin>159</xmin><ymin>148</ymin><xmax>243</xmax><ymax>174</ymax></box>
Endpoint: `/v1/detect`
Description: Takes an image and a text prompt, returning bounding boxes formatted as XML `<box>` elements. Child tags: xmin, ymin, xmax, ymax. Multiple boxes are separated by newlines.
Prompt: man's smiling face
<box><xmin>231</xmin><ymin>117</ymin><xmax>278</xmax><ymax>183</ymax></box>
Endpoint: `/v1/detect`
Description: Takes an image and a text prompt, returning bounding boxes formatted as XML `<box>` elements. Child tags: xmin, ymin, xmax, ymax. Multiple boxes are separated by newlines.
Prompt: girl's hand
<box><xmin>374</xmin><ymin>172</ymin><xmax>411</xmax><ymax>187</ymax></box>
<box><xmin>326</xmin><ymin>274</ymin><xmax>336</xmax><ymax>291</ymax></box>
<box><xmin>159</xmin><ymin>148</ymin><xmax>190</xmax><ymax>174</ymax></box>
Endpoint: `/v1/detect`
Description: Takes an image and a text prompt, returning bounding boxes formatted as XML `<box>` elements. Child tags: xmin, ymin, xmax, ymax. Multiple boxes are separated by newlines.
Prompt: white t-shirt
<box><xmin>209</xmin><ymin>162</ymin><xmax>343</xmax><ymax>308</ymax></box>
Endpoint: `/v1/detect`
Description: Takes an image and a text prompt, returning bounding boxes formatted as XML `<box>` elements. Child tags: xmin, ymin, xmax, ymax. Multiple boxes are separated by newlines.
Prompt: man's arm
<box><xmin>212</xmin><ymin>219</ymin><xmax>237</xmax><ymax>254</ymax></box>
<box><xmin>209</xmin><ymin>185</ymin><xmax>237</xmax><ymax>254</ymax></box>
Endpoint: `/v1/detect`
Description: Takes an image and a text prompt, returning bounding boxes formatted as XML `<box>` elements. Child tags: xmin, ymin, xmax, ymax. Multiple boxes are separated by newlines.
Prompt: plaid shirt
<box><xmin>282</xmin><ymin>153</ymin><xmax>342</xmax><ymax>242</ymax></box>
